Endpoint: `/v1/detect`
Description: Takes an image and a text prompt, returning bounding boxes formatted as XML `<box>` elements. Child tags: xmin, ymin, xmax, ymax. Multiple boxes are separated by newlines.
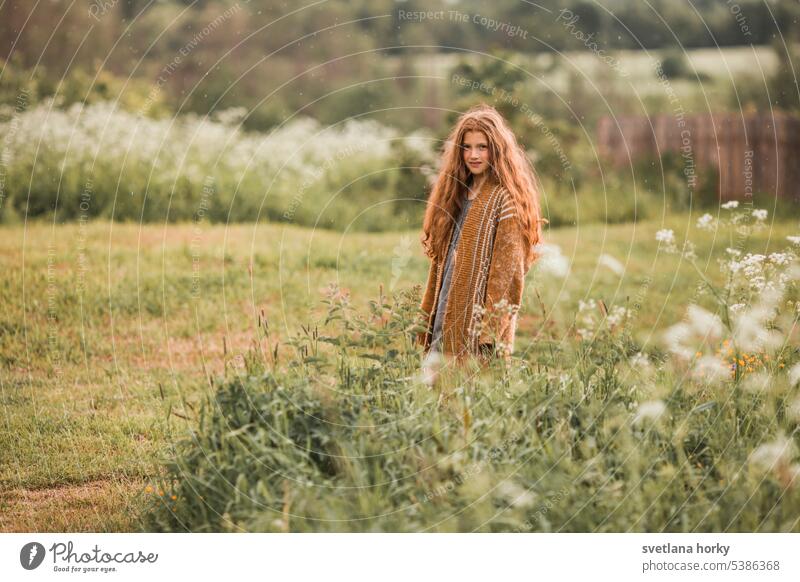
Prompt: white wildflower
<box><xmin>401</xmin><ymin>129</ymin><xmax>435</xmax><ymax>159</ymax></box>
<box><xmin>630</xmin><ymin>352</ymin><xmax>656</xmax><ymax>377</ymax></box>
<box><xmin>752</xmin><ymin>208</ymin><xmax>768</xmax><ymax>221</ymax></box>
<box><xmin>574</xmin><ymin>299</ymin><xmax>628</xmax><ymax>341</ymax></box>
<box><xmin>789</xmin><ymin>362</ymin><xmax>800</xmax><ymax>388</ymax></box>
<box><xmin>768</xmin><ymin>252</ymin><xmax>792</xmax><ymax>266</ymax></box>
<box><xmin>723</xmin><ymin>251</ymin><xmax>792</xmax><ymax>295</ymax></box>
<box><xmin>575</xmin><ymin>298</ymin><xmax>597</xmax><ymax>341</ymax></box>
<box><xmin>597</xmin><ymin>253</ymin><xmax>625</xmax><ymax>276</ymax></box>
<box><xmin>212</xmin><ymin>106</ymin><xmax>248</xmax><ymax>126</ymax></box>
<box><xmin>663</xmin><ymin>322</ymin><xmax>694</xmax><ymax>359</ymax></box>
<box><xmin>681</xmin><ymin>240</ymin><xmax>698</xmax><ymax>260</ymax></box>
<box><xmin>534</xmin><ymin>243</ymin><xmax>570</xmax><ymax>278</ymax></box>
<box><xmin>750</xmin><ymin>435</ymin><xmax>796</xmax><ymax>473</ymax></box>
<box><xmin>696</xmin><ymin>213</ymin><xmax>716</xmax><ymax>231</ymax></box>
<box><xmin>655</xmin><ymin>229</ymin><xmax>675</xmax><ymax>244</ymax></box>
<box><xmin>656</xmin><ymin>229</ymin><xmax>680</xmax><ymax>254</ymax></box>
<box><xmin>787</xmin><ymin>236</ymin><xmax>800</xmax><ymax>246</ymax></box>
<box><xmin>663</xmin><ymin>305</ymin><xmax>723</xmax><ymax>360</ymax></box>
<box><xmin>606</xmin><ymin>305</ymin><xmax>630</xmax><ymax>329</ymax></box>
<box><xmin>496</xmin><ymin>481</ymin><xmax>537</xmax><ymax>509</ymax></box>
<box><xmin>691</xmin><ymin>355</ymin><xmax>731</xmax><ymax>383</ymax></box>
<box><xmin>633</xmin><ymin>400</ymin><xmax>667</xmax><ymax>425</ymax></box>
<box><xmin>732</xmin><ymin>290</ymin><xmax>784</xmax><ymax>352</ymax></box>
<box><xmin>734</xmin><ymin>309</ymin><xmax>782</xmax><ymax>352</ymax></box>
<box><xmin>419</xmin><ymin>350</ymin><xmax>443</xmax><ymax>387</ymax></box>
<box><xmin>742</xmin><ymin>371</ymin><xmax>772</xmax><ymax>393</ymax></box>
<box><xmin>687</xmin><ymin>304</ymin><xmax>724</xmax><ymax>340</ymax></box>
<box><xmin>721</xmin><ymin>200</ymin><xmax>739</xmax><ymax>209</ymax></box>
<box><xmin>494</xmin><ymin>340</ymin><xmax>512</xmax><ymax>359</ymax></box>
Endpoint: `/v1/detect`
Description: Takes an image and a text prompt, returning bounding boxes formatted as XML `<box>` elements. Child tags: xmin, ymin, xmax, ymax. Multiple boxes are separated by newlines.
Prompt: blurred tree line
<box><xmin>1</xmin><ymin>0</ymin><xmax>798</xmax><ymax>134</ymax></box>
<box><xmin>1</xmin><ymin>0</ymin><xmax>798</xmax><ymax>225</ymax></box>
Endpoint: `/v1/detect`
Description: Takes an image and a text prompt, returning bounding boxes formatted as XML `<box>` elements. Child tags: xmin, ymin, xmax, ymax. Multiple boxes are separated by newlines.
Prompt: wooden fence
<box><xmin>596</xmin><ymin>112</ymin><xmax>800</xmax><ymax>202</ymax></box>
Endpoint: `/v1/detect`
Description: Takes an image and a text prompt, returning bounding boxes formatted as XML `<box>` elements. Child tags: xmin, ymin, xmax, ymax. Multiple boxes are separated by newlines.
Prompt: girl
<box><xmin>417</xmin><ymin>103</ymin><xmax>547</xmax><ymax>362</ymax></box>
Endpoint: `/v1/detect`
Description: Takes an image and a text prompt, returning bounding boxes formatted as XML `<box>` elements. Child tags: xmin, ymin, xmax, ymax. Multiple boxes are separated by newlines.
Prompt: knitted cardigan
<box><xmin>417</xmin><ymin>175</ymin><xmax>531</xmax><ymax>360</ymax></box>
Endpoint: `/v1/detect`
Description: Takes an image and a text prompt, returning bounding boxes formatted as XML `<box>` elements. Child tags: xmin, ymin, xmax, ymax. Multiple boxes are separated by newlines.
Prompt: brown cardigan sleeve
<box><xmin>417</xmin><ymin>254</ymin><xmax>439</xmax><ymax>347</ymax></box>
<box><xmin>478</xmin><ymin>198</ymin><xmax>527</xmax><ymax>348</ymax></box>
<box><xmin>420</xmin><ymin>255</ymin><xmax>438</xmax><ymax>318</ymax></box>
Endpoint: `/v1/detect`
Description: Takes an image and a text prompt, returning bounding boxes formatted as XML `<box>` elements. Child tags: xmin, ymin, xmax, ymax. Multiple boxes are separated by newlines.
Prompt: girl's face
<box><xmin>461</xmin><ymin>130</ymin><xmax>490</xmax><ymax>176</ymax></box>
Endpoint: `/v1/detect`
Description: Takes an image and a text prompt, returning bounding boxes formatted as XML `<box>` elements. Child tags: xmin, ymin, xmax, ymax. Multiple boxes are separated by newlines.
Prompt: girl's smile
<box><xmin>462</xmin><ymin>130</ymin><xmax>490</xmax><ymax>176</ymax></box>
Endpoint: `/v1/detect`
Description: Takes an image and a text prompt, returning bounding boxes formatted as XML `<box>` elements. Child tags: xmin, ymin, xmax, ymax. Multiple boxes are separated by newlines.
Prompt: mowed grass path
<box><xmin>1</xmin><ymin>214</ymin><xmax>797</xmax><ymax>531</ymax></box>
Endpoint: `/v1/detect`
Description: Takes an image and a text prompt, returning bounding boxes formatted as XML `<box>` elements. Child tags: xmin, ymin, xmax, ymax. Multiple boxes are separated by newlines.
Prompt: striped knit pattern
<box><xmin>418</xmin><ymin>175</ymin><xmax>528</xmax><ymax>360</ymax></box>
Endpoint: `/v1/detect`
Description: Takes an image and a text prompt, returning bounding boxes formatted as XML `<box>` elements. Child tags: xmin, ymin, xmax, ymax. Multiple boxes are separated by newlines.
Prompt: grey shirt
<box><xmin>430</xmin><ymin>194</ymin><xmax>474</xmax><ymax>352</ymax></box>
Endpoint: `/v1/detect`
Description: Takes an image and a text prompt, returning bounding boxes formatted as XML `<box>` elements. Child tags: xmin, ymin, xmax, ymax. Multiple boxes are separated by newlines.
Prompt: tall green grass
<box><xmin>143</xmin><ymin>220</ymin><xmax>800</xmax><ymax>531</ymax></box>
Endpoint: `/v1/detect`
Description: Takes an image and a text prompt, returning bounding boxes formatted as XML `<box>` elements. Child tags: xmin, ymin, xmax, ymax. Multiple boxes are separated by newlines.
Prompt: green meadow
<box><xmin>2</xmin><ymin>214</ymin><xmax>798</xmax><ymax>531</ymax></box>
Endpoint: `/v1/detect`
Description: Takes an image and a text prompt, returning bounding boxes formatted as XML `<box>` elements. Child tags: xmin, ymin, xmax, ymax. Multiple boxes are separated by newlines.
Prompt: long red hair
<box><xmin>420</xmin><ymin>103</ymin><xmax>546</xmax><ymax>269</ymax></box>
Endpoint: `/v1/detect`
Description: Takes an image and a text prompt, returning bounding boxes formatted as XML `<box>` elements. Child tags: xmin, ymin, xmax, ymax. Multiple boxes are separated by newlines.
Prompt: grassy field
<box><xmin>412</xmin><ymin>44</ymin><xmax>784</xmax><ymax>107</ymax></box>
<box><xmin>1</xmin><ymin>213</ymin><xmax>798</xmax><ymax>531</ymax></box>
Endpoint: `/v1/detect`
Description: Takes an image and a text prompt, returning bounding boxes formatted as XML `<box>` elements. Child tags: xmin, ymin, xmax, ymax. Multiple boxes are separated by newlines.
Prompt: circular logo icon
<box><xmin>20</xmin><ymin>542</ymin><xmax>46</xmax><ymax>570</ymax></box>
